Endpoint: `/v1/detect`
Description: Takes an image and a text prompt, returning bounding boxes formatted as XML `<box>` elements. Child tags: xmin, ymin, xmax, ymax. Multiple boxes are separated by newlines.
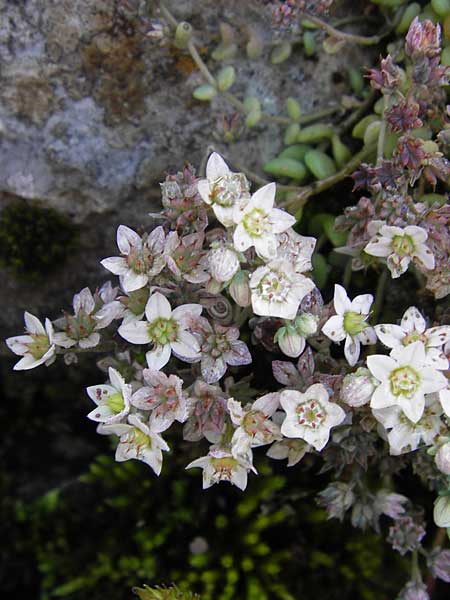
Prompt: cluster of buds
<box><xmin>336</xmin><ymin>18</ymin><xmax>450</xmax><ymax>296</ymax></box>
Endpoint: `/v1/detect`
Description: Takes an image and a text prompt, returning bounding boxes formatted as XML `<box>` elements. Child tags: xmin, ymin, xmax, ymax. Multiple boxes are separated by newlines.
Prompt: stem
<box><xmin>371</xmin><ymin>268</ymin><xmax>388</xmax><ymax>325</ymax></box>
<box><xmin>411</xmin><ymin>549</ymin><xmax>421</xmax><ymax>583</ymax></box>
<box><xmin>186</xmin><ymin>40</ymin><xmax>216</xmax><ymax>86</ymax></box>
<box><xmin>281</xmin><ymin>143</ymin><xmax>376</xmax><ymax>211</ymax></box>
<box><xmin>303</xmin><ymin>13</ymin><xmax>387</xmax><ymax>46</ymax></box>
<box><xmin>343</xmin><ymin>259</ymin><xmax>353</xmax><ymax>288</ymax></box>
<box><xmin>377</xmin><ymin>94</ymin><xmax>389</xmax><ymax>164</ymax></box>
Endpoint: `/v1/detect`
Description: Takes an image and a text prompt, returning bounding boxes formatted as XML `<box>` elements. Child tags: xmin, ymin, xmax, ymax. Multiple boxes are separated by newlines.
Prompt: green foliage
<box><xmin>0</xmin><ymin>200</ymin><xmax>78</xmax><ymax>279</ymax></box>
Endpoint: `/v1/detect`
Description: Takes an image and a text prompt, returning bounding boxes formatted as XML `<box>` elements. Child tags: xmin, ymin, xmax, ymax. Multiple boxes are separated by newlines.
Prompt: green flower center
<box><xmin>29</xmin><ymin>334</ymin><xmax>50</xmax><ymax>359</ymax></box>
<box><xmin>296</xmin><ymin>399</ymin><xmax>325</xmax><ymax>429</ymax></box>
<box><xmin>130</xmin><ymin>427</ymin><xmax>150</xmax><ymax>449</ymax></box>
<box><xmin>243</xmin><ymin>208</ymin><xmax>268</xmax><ymax>237</ymax></box>
<box><xmin>210</xmin><ymin>174</ymin><xmax>248</xmax><ymax>207</ymax></box>
<box><xmin>211</xmin><ymin>457</ymin><xmax>237</xmax><ymax>480</ymax></box>
<box><xmin>343</xmin><ymin>311</ymin><xmax>368</xmax><ymax>336</ymax></box>
<box><xmin>147</xmin><ymin>317</ymin><xmax>178</xmax><ymax>345</ymax></box>
<box><xmin>243</xmin><ymin>410</ymin><xmax>266</xmax><ymax>436</ymax></box>
<box><xmin>258</xmin><ymin>270</ymin><xmax>291</xmax><ymax>303</ymax></box>
<box><xmin>402</xmin><ymin>331</ymin><xmax>427</xmax><ymax>346</ymax></box>
<box><xmin>107</xmin><ymin>392</ymin><xmax>125</xmax><ymax>414</ymax></box>
<box><xmin>389</xmin><ymin>366</ymin><xmax>420</xmax><ymax>398</ymax></box>
<box><xmin>392</xmin><ymin>234</ymin><xmax>415</xmax><ymax>257</ymax></box>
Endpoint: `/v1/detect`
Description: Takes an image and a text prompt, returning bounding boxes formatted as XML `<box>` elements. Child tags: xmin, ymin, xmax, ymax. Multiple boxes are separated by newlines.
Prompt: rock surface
<box><xmin>0</xmin><ymin>0</ymin><xmax>370</xmax><ymax>338</ymax></box>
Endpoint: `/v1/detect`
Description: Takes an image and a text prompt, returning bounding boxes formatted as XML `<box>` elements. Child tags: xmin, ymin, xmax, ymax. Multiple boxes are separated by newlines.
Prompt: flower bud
<box><xmin>229</xmin><ymin>270</ymin><xmax>251</xmax><ymax>307</ymax></box>
<box><xmin>434</xmin><ymin>495</ymin><xmax>450</xmax><ymax>528</ymax></box>
<box><xmin>275</xmin><ymin>325</ymin><xmax>306</xmax><ymax>358</ymax></box>
<box><xmin>208</xmin><ymin>246</ymin><xmax>239</xmax><ymax>282</ymax></box>
<box><xmin>340</xmin><ymin>367</ymin><xmax>376</xmax><ymax>407</ymax></box>
<box><xmin>431</xmin><ymin>549</ymin><xmax>450</xmax><ymax>583</ymax></box>
<box><xmin>436</xmin><ymin>442</ymin><xmax>450</xmax><ymax>475</ymax></box>
<box><xmin>294</xmin><ymin>313</ymin><xmax>318</xmax><ymax>337</ymax></box>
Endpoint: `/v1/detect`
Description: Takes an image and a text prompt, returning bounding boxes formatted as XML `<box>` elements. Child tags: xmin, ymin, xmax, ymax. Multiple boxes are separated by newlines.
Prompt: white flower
<box><xmin>130</xmin><ymin>369</ymin><xmax>189</xmax><ymax>432</ymax></box>
<box><xmin>228</xmin><ymin>393</ymin><xmax>281</xmax><ymax>459</ymax></box>
<box><xmin>340</xmin><ymin>367</ymin><xmax>376</xmax><ymax>407</ymax></box>
<box><xmin>276</xmin><ymin>229</ymin><xmax>316</xmax><ymax>273</ymax></box>
<box><xmin>367</xmin><ymin>341</ymin><xmax>447</xmax><ymax>423</ymax></box>
<box><xmin>322</xmin><ymin>284</ymin><xmax>376</xmax><ymax>366</ymax></box>
<box><xmin>250</xmin><ymin>259</ymin><xmax>316</xmax><ymax>320</ymax></box>
<box><xmin>375</xmin><ymin>306</ymin><xmax>450</xmax><ymax>370</ymax></box>
<box><xmin>266</xmin><ymin>439</ymin><xmax>311</xmax><ymax>467</ymax></box>
<box><xmin>229</xmin><ymin>270</ymin><xmax>251</xmax><ymax>307</ymax></box>
<box><xmin>118</xmin><ymin>292</ymin><xmax>202</xmax><ymax>370</ymax></box>
<box><xmin>101</xmin><ymin>225</ymin><xmax>166</xmax><ymax>292</ymax></box>
<box><xmin>233</xmin><ymin>182</ymin><xmax>296</xmax><ymax>260</ymax></box>
<box><xmin>101</xmin><ymin>414</ymin><xmax>169</xmax><ymax>475</ymax></box>
<box><xmin>54</xmin><ymin>287</ymin><xmax>107</xmax><ymax>349</ymax></box>
<box><xmin>86</xmin><ymin>367</ymin><xmax>132</xmax><ymax>424</ymax></box>
<box><xmin>373</xmin><ymin>396</ymin><xmax>443</xmax><ymax>455</ymax></box>
<box><xmin>197</xmin><ymin>153</ymin><xmax>251</xmax><ymax>227</ymax></box>
<box><xmin>435</xmin><ymin>442</ymin><xmax>450</xmax><ymax>475</ymax></box>
<box><xmin>207</xmin><ymin>245</ymin><xmax>240</xmax><ymax>282</ymax></box>
<box><xmin>275</xmin><ymin>325</ymin><xmax>306</xmax><ymax>358</ymax></box>
<box><xmin>6</xmin><ymin>312</ymin><xmax>59</xmax><ymax>370</ymax></box>
<box><xmin>280</xmin><ymin>384</ymin><xmax>346</xmax><ymax>451</ymax></box>
<box><xmin>364</xmin><ymin>224</ymin><xmax>435</xmax><ymax>278</ymax></box>
<box><xmin>186</xmin><ymin>446</ymin><xmax>256</xmax><ymax>490</ymax></box>
<box><xmin>439</xmin><ymin>388</ymin><xmax>450</xmax><ymax>418</ymax></box>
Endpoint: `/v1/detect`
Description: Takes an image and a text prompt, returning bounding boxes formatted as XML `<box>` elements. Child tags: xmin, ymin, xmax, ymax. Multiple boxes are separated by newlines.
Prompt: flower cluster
<box><xmin>336</xmin><ymin>18</ymin><xmax>450</xmax><ymax>296</ymax></box>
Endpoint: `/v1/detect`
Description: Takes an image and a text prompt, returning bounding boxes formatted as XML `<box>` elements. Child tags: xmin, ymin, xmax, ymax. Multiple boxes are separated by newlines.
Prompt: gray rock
<box><xmin>0</xmin><ymin>0</ymin><xmax>371</xmax><ymax>338</ymax></box>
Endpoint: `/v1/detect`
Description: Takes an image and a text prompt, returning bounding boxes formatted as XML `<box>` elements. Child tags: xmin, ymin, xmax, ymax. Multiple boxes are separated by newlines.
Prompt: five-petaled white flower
<box><xmin>233</xmin><ymin>182</ymin><xmax>296</xmax><ymax>260</ymax></box>
<box><xmin>375</xmin><ymin>306</ymin><xmax>450</xmax><ymax>370</ymax></box>
<box><xmin>186</xmin><ymin>446</ymin><xmax>256</xmax><ymax>490</ymax></box>
<box><xmin>6</xmin><ymin>312</ymin><xmax>62</xmax><ymax>370</ymax></box>
<box><xmin>101</xmin><ymin>225</ymin><xmax>166</xmax><ymax>292</ymax></box>
<box><xmin>86</xmin><ymin>367</ymin><xmax>132</xmax><ymax>424</ymax></box>
<box><xmin>118</xmin><ymin>292</ymin><xmax>202</xmax><ymax>370</ymax></box>
<box><xmin>228</xmin><ymin>393</ymin><xmax>281</xmax><ymax>459</ymax></box>
<box><xmin>322</xmin><ymin>284</ymin><xmax>376</xmax><ymax>366</ymax></box>
<box><xmin>367</xmin><ymin>341</ymin><xmax>447</xmax><ymax>423</ymax></box>
<box><xmin>276</xmin><ymin>229</ymin><xmax>316</xmax><ymax>273</ymax></box>
<box><xmin>131</xmin><ymin>369</ymin><xmax>189</xmax><ymax>432</ymax></box>
<box><xmin>280</xmin><ymin>384</ymin><xmax>346</xmax><ymax>451</ymax></box>
<box><xmin>250</xmin><ymin>259</ymin><xmax>316</xmax><ymax>320</ymax></box>
<box><xmin>197</xmin><ymin>153</ymin><xmax>251</xmax><ymax>227</ymax></box>
<box><xmin>373</xmin><ymin>395</ymin><xmax>443</xmax><ymax>455</ymax></box>
<box><xmin>364</xmin><ymin>224</ymin><xmax>435</xmax><ymax>278</ymax></box>
<box><xmin>102</xmin><ymin>414</ymin><xmax>169</xmax><ymax>475</ymax></box>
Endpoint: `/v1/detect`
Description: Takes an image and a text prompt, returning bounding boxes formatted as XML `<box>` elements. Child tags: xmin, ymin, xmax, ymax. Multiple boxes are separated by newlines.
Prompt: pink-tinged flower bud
<box><xmin>434</xmin><ymin>495</ymin><xmax>450</xmax><ymax>528</ymax></box>
<box><xmin>294</xmin><ymin>313</ymin><xmax>318</xmax><ymax>337</ymax></box>
<box><xmin>275</xmin><ymin>325</ymin><xmax>305</xmax><ymax>358</ymax></box>
<box><xmin>431</xmin><ymin>549</ymin><xmax>450</xmax><ymax>583</ymax></box>
<box><xmin>340</xmin><ymin>367</ymin><xmax>376</xmax><ymax>407</ymax></box>
<box><xmin>229</xmin><ymin>270</ymin><xmax>251</xmax><ymax>307</ymax></box>
<box><xmin>435</xmin><ymin>442</ymin><xmax>450</xmax><ymax>475</ymax></box>
<box><xmin>208</xmin><ymin>246</ymin><xmax>240</xmax><ymax>283</ymax></box>
<box><xmin>398</xmin><ymin>580</ymin><xmax>430</xmax><ymax>600</ymax></box>
<box><xmin>405</xmin><ymin>17</ymin><xmax>441</xmax><ymax>59</ymax></box>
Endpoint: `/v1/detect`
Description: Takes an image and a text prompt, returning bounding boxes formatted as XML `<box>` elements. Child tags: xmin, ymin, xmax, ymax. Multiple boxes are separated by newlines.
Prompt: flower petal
<box><xmin>117</xmin><ymin>225</ymin><xmax>142</xmax><ymax>254</ymax></box>
<box><xmin>24</xmin><ymin>312</ymin><xmax>45</xmax><ymax>335</ymax></box>
<box><xmin>118</xmin><ymin>320</ymin><xmax>151</xmax><ymax>344</ymax></box>
<box><xmin>206</xmin><ymin>152</ymin><xmax>230</xmax><ymax>180</ymax></box>
<box><xmin>145</xmin><ymin>292</ymin><xmax>172</xmax><ymax>322</ymax></box>
<box><xmin>401</xmin><ymin>306</ymin><xmax>426</xmax><ymax>333</ymax></box>
<box><xmin>333</xmin><ymin>284</ymin><xmax>351</xmax><ymax>315</ymax></box>
<box><xmin>121</xmin><ymin>270</ymin><xmax>148</xmax><ymax>292</ymax></box>
<box><xmin>367</xmin><ymin>355</ymin><xmax>396</xmax><ymax>382</ymax></box>
<box><xmin>344</xmin><ymin>335</ymin><xmax>360</xmax><ymax>366</ymax></box>
<box><xmin>322</xmin><ymin>315</ymin><xmax>346</xmax><ymax>342</ymax></box>
<box><xmin>100</xmin><ymin>256</ymin><xmax>128</xmax><ymax>275</ymax></box>
<box><xmin>375</xmin><ymin>324</ymin><xmax>405</xmax><ymax>348</ymax></box>
<box><xmin>146</xmin><ymin>344</ymin><xmax>171</xmax><ymax>370</ymax></box>
<box><xmin>171</xmin><ymin>331</ymin><xmax>201</xmax><ymax>361</ymax></box>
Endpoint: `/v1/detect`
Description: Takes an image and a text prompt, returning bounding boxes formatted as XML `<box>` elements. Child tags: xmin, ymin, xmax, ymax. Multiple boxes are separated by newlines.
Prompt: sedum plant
<box><xmin>5</xmin><ymin>9</ymin><xmax>450</xmax><ymax>600</ymax></box>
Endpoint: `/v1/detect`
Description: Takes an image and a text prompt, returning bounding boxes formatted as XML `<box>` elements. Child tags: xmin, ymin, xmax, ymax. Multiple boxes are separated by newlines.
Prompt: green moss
<box><xmin>0</xmin><ymin>200</ymin><xmax>78</xmax><ymax>279</ymax></box>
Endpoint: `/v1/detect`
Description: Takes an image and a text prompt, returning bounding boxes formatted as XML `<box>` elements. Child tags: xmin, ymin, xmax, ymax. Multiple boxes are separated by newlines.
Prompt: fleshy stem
<box><xmin>160</xmin><ymin>2</ymin><xmax>341</xmax><ymax>126</ymax></box>
<box><xmin>280</xmin><ymin>142</ymin><xmax>377</xmax><ymax>210</ymax></box>
<box><xmin>377</xmin><ymin>93</ymin><xmax>389</xmax><ymax>164</ymax></box>
<box><xmin>303</xmin><ymin>13</ymin><xmax>389</xmax><ymax>46</ymax></box>
<box><xmin>371</xmin><ymin>267</ymin><xmax>388</xmax><ymax>325</ymax></box>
